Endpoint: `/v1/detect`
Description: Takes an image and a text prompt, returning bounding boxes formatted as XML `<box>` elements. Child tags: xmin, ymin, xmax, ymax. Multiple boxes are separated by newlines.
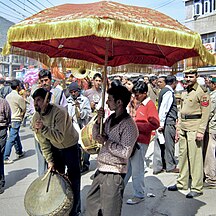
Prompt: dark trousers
<box><xmin>52</xmin><ymin>144</ymin><xmax>81</xmax><ymax>216</ymax></box>
<box><xmin>0</xmin><ymin>127</ymin><xmax>7</xmax><ymax>188</ymax></box>
<box><xmin>153</xmin><ymin>124</ymin><xmax>177</xmax><ymax>172</ymax></box>
<box><xmin>82</xmin><ymin>151</ymin><xmax>90</xmax><ymax>168</ymax></box>
<box><xmin>86</xmin><ymin>170</ymin><xmax>125</xmax><ymax>216</ymax></box>
<box><xmin>163</xmin><ymin>124</ymin><xmax>177</xmax><ymax>171</ymax></box>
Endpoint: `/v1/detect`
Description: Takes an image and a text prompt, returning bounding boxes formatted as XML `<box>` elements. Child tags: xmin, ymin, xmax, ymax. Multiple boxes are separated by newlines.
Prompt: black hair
<box><xmin>149</xmin><ymin>76</ymin><xmax>158</xmax><ymax>83</ymax></box>
<box><xmin>0</xmin><ymin>78</ymin><xmax>4</xmax><ymax>85</ymax></box>
<box><xmin>93</xmin><ymin>73</ymin><xmax>102</xmax><ymax>80</ymax></box>
<box><xmin>10</xmin><ymin>79</ymin><xmax>21</xmax><ymax>90</ymax></box>
<box><xmin>38</xmin><ymin>69</ymin><xmax>52</xmax><ymax>80</ymax></box>
<box><xmin>158</xmin><ymin>75</ymin><xmax>167</xmax><ymax>81</ymax></box>
<box><xmin>165</xmin><ymin>75</ymin><xmax>177</xmax><ymax>85</ymax></box>
<box><xmin>32</xmin><ymin>88</ymin><xmax>51</xmax><ymax>102</ymax></box>
<box><xmin>107</xmin><ymin>85</ymin><xmax>131</xmax><ymax>108</ymax></box>
<box><xmin>111</xmin><ymin>79</ymin><xmax>122</xmax><ymax>88</ymax></box>
<box><xmin>127</xmin><ymin>77</ymin><xmax>137</xmax><ymax>84</ymax></box>
<box><xmin>132</xmin><ymin>81</ymin><xmax>148</xmax><ymax>94</ymax></box>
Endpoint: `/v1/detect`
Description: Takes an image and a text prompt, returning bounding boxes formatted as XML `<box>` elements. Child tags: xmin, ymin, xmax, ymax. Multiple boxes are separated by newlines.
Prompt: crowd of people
<box><xmin>0</xmin><ymin>68</ymin><xmax>215</xmax><ymax>216</ymax></box>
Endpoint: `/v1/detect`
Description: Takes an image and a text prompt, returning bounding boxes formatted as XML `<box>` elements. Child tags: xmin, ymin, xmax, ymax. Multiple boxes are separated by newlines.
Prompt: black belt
<box><xmin>181</xmin><ymin>114</ymin><xmax>202</xmax><ymax>119</ymax></box>
<box><xmin>96</xmin><ymin>170</ymin><xmax>126</xmax><ymax>179</ymax></box>
<box><xmin>0</xmin><ymin>126</ymin><xmax>8</xmax><ymax>129</ymax></box>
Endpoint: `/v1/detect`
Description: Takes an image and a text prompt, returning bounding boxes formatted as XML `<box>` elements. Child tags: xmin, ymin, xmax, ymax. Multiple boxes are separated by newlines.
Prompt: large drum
<box><xmin>24</xmin><ymin>171</ymin><xmax>73</xmax><ymax>216</ymax></box>
<box><xmin>80</xmin><ymin>116</ymin><xmax>102</xmax><ymax>154</ymax></box>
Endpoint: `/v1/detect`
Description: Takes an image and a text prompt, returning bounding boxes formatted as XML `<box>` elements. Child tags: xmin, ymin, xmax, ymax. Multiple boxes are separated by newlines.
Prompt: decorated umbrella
<box><xmin>2</xmin><ymin>0</ymin><xmax>215</xmax><ymax>129</ymax></box>
<box><xmin>3</xmin><ymin>1</ymin><xmax>216</xmax><ymax>66</ymax></box>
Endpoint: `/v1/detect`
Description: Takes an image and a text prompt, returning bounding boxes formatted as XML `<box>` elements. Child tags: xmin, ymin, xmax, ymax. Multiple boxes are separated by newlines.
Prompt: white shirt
<box><xmin>158</xmin><ymin>85</ymin><xmax>174</xmax><ymax>127</ymax></box>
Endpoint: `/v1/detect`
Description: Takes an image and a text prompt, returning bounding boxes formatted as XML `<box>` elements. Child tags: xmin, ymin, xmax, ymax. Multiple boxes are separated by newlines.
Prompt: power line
<box><xmin>154</xmin><ymin>0</ymin><xmax>177</xmax><ymax>10</ymax></box>
<box><xmin>16</xmin><ymin>0</ymin><xmax>37</xmax><ymax>13</ymax></box>
<box><xmin>26</xmin><ymin>0</ymin><xmax>43</xmax><ymax>11</ymax></box>
<box><xmin>0</xmin><ymin>1</ymin><xmax>27</xmax><ymax>18</ymax></box>
<box><xmin>8</xmin><ymin>0</ymin><xmax>33</xmax><ymax>15</ymax></box>
<box><xmin>34</xmin><ymin>0</ymin><xmax>47</xmax><ymax>9</ymax></box>
<box><xmin>46</xmin><ymin>0</ymin><xmax>55</xmax><ymax>7</ymax></box>
<box><xmin>0</xmin><ymin>11</ymin><xmax>22</xmax><ymax>21</ymax></box>
<box><xmin>145</xmin><ymin>0</ymin><xmax>172</xmax><ymax>8</ymax></box>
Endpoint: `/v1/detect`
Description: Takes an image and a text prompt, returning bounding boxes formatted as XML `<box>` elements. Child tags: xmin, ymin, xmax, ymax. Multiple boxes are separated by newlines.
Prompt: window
<box><xmin>194</xmin><ymin>3</ymin><xmax>201</xmax><ymax>14</ymax></box>
<box><xmin>194</xmin><ymin>0</ymin><xmax>216</xmax><ymax>15</ymax></box>
<box><xmin>209</xmin><ymin>0</ymin><xmax>213</xmax><ymax>11</ymax></box>
<box><xmin>202</xmin><ymin>0</ymin><xmax>205</xmax><ymax>14</ymax></box>
<box><xmin>197</xmin><ymin>4</ymin><xmax>200</xmax><ymax>13</ymax></box>
<box><xmin>204</xmin><ymin>0</ymin><xmax>210</xmax><ymax>13</ymax></box>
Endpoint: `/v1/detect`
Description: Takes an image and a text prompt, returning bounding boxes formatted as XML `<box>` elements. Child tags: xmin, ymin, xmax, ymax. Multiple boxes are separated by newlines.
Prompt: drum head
<box><xmin>80</xmin><ymin>117</ymin><xmax>101</xmax><ymax>154</ymax></box>
<box><xmin>24</xmin><ymin>173</ymin><xmax>73</xmax><ymax>216</ymax></box>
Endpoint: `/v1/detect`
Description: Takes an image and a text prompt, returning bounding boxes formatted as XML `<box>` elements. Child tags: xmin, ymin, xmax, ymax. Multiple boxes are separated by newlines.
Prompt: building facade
<box><xmin>0</xmin><ymin>16</ymin><xmax>37</xmax><ymax>78</ymax></box>
<box><xmin>184</xmin><ymin>0</ymin><xmax>216</xmax><ymax>74</ymax></box>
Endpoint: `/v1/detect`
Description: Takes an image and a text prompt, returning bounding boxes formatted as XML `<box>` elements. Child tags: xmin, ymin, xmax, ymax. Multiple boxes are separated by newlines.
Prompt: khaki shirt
<box><xmin>208</xmin><ymin>89</ymin><xmax>216</xmax><ymax>133</ymax></box>
<box><xmin>6</xmin><ymin>90</ymin><xmax>26</xmax><ymax>121</ymax></box>
<box><xmin>180</xmin><ymin>83</ymin><xmax>210</xmax><ymax>134</ymax></box>
<box><xmin>32</xmin><ymin>104</ymin><xmax>79</xmax><ymax>163</ymax></box>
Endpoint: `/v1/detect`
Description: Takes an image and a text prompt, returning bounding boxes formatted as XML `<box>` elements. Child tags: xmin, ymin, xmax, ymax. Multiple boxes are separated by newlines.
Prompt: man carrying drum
<box><xmin>32</xmin><ymin>88</ymin><xmax>81</xmax><ymax>216</ymax></box>
<box><xmin>86</xmin><ymin>85</ymin><xmax>139</xmax><ymax>216</ymax></box>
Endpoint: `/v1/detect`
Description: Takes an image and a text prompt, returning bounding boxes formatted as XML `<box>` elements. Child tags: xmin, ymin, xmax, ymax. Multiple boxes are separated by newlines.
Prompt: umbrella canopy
<box><xmin>2</xmin><ymin>1</ymin><xmax>215</xmax><ymax>67</ymax></box>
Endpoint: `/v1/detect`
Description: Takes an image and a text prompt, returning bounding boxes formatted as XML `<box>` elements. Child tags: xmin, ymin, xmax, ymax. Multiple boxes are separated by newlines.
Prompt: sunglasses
<box><xmin>185</xmin><ymin>75</ymin><xmax>195</xmax><ymax>78</ymax></box>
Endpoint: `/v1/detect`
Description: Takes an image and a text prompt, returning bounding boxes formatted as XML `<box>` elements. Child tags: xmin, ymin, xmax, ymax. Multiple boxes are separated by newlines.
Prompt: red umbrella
<box><xmin>3</xmin><ymin>1</ymin><xmax>215</xmax><ymax>67</ymax></box>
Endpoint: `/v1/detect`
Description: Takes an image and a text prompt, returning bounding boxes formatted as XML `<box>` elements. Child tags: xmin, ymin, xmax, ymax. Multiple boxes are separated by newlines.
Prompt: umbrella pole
<box><xmin>100</xmin><ymin>38</ymin><xmax>110</xmax><ymax>134</ymax></box>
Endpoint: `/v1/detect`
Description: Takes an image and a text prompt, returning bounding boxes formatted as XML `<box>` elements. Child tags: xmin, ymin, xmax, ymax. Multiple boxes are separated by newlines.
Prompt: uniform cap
<box><xmin>183</xmin><ymin>68</ymin><xmax>197</xmax><ymax>74</ymax></box>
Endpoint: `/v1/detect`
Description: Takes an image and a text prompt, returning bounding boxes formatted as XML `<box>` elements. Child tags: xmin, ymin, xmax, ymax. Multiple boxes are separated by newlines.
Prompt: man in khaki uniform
<box><xmin>168</xmin><ymin>69</ymin><xmax>210</xmax><ymax>198</ymax></box>
<box><xmin>203</xmin><ymin>77</ymin><xmax>216</xmax><ymax>187</ymax></box>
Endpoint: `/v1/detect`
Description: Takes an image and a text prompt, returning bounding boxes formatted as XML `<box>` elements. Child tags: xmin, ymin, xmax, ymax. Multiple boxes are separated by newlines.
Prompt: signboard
<box><xmin>15</xmin><ymin>68</ymin><xmax>26</xmax><ymax>79</ymax></box>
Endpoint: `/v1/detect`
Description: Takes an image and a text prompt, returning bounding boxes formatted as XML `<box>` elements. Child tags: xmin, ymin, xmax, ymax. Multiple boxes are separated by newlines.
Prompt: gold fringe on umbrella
<box><xmin>2</xmin><ymin>1</ymin><xmax>216</xmax><ymax>65</ymax></box>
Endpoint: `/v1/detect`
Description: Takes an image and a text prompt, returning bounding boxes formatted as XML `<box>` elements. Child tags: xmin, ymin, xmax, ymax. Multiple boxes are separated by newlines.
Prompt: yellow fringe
<box><xmin>2</xmin><ymin>17</ymin><xmax>216</xmax><ymax>66</ymax></box>
<box><xmin>4</xmin><ymin>18</ymin><xmax>199</xmax><ymax>46</ymax></box>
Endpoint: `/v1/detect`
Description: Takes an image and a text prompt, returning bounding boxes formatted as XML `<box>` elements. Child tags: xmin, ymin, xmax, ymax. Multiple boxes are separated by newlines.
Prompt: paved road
<box><xmin>0</xmin><ymin>124</ymin><xmax>216</xmax><ymax>216</ymax></box>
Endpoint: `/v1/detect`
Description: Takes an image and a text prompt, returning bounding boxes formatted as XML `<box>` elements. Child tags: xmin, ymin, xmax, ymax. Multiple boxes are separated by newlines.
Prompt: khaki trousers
<box><xmin>204</xmin><ymin>133</ymin><xmax>216</xmax><ymax>185</ymax></box>
<box><xmin>86</xmin><ymin>171</ymin><xmax>125</xmax><ymax>216</ymax></box>
<box><xmin>177</xmin><ymin>129</ymin><xmax>203</xmax><ymax>193</ymax></box>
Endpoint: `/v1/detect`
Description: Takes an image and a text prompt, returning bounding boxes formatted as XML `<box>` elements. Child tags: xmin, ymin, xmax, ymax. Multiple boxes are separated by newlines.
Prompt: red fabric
<box><xmin>134</xmin><ymin>100</ymin><xmax>159</xmax><ymax>144</ymax></box>
<box><xmin>11</xmin><ymin>2</ymin><xmax>201</xmax><ymax>67</ymax></box>
<box><xmin>13</xmin><ymin>38</ymin><xmax>198</xmax><ymax>67</ymax></box>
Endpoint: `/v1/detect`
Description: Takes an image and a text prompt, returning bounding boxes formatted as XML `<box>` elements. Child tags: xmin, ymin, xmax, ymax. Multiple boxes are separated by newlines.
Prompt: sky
<box><xmin>0</xmin><ymin>0</ymin><xmax>186</xmax><ymax>24</ymax></box>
